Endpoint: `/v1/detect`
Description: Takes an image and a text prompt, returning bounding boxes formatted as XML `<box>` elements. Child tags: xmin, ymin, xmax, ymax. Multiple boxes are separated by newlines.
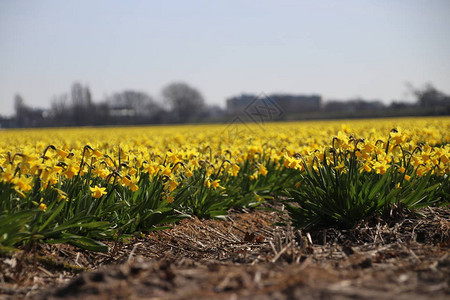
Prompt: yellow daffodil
<box><xmin>57</xmin><ymin>149</ymin><xmax>69</xmax><ymax>158</ymax></box>
<box><xmin>90</xmin><ymin>186</ymin><xmax>107</xmax><ymax>198</ymax></box>
<box><xmin>258</xmin><ymin>165</ymin><xmax>268</xmax><ymax>176</ymax></box>
<box><xmin>38</xmin><ymin>203</ymin><xmax>47</xmax><ymax>212</ymax></box>
<box><xmin>166</xmin><ymin>179</ymin><xmax>178</xmax><ymax>192</ymax></box>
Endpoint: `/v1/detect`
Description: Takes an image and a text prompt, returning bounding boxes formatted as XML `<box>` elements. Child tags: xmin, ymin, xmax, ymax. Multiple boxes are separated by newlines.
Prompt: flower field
<box><xmin>1</xmin><ymin>117</ymin><xmax>449</xmax><ymax>252</ymax></box>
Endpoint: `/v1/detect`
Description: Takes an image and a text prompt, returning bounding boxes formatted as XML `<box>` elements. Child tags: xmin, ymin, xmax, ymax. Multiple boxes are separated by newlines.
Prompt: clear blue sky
<box><xmin>1</xmin><ymin>0</ymin><xmax>449</xmax><ymax>116</ymax></box>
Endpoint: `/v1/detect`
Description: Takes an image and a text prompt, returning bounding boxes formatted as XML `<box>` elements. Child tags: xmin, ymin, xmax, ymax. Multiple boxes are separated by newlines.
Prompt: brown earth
<box><xmin>0</xmin><ymin>205</ymin><xmax>449</xmax><ymax>300</ymax></box>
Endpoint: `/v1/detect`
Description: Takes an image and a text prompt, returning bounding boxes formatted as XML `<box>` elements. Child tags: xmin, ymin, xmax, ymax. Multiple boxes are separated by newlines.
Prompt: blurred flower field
<box><xmin>0</xmin><ymin>117</ymin><xmax>449</xmax><ymax>252</ymax></box>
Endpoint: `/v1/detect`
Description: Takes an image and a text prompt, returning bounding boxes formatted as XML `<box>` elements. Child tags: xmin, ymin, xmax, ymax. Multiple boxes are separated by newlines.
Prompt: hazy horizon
<box><xmin>1</xmin><ymin>0</ymin><xmax>450</xmax><ymax>117</ymax></box>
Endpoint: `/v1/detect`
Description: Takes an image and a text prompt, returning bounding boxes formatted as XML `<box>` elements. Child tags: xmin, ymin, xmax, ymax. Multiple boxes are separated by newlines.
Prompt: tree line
<box><xmin>11</xmin><ymin>82</ymin><xmax>224</xmax><ymax>128</ymax></box>
<box><xmin>4</xmin><ymin>82</ymin><xmax>450</xmax><ymax>128</ymax></box>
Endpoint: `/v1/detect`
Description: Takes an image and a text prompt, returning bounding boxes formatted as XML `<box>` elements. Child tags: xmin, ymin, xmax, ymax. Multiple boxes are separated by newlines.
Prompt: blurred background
<box><xmin>1</xmin><ymin>0</ymin><xmax>449</xmax><ymax>128</ymax></box>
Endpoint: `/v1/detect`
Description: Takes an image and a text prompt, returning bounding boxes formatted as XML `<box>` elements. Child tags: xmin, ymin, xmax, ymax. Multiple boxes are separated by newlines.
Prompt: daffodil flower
<box><xmin>38</xmin><ymin>203</ymin><xmax>47</xmax><ymax>212</ymax></box>
<box><xmin>90</xmin><ymin>186</ymin><xmax>107</xmax><ymax>198</ymax></box>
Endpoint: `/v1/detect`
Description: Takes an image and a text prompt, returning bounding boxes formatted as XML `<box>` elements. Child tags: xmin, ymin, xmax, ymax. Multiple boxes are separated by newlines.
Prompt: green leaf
<box><xmin>38</xmin><ymin>200</ymin><xmax>66</xmax><ymax>232</ymax></box>
<box><xmin>47</xmin><ymin>234</ymin><xmax>109</xmax><ymax>252</ymax></box>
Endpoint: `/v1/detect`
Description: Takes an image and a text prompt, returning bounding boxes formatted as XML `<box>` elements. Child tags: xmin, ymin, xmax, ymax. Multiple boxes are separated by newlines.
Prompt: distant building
<box><xmin>108</xmin><ymin>106</ymin><xmax>137</xmax><ymax>117</ymax></box>
<box><xmin>324</xmin><ymin>99</ymin><xmax>385</xmax><ymax>112</ymax></box>
<box><xmin>0</xmin><ymin>116</ymin><xmax>15</xmax><ymax>128</ymax></box>
<box><xmin>226</xmin><ymin>93</ymin><xmax>322</xmax><ymax>115</ymax></box>
<box><xmin>270</xmin><ymin>94</ymin><xmax>322</xmax><ymax>113</ymax></box>
<box><xmin>14</xmin><ymin>107</ymin><xmax>47</xmax><ymax>128</ymax></box>
<box><xmin>226</xmin><ymin>94</ymin><xmax>255</xmax><ymax>115</ymax></box>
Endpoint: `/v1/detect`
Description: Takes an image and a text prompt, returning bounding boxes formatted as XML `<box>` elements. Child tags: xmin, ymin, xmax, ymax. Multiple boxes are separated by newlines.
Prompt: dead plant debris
<box><xmin>1</xmin><ymin>206</ymin><xmax>449</xmax><ymax>299</ymax></box>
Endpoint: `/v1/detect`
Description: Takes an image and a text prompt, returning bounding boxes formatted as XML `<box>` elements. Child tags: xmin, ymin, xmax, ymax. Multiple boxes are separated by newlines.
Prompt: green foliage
<box><xmin>172</xmin><ymin>164</ymin><xmax>236</xmax><ymax>219</ymax></box>
<box><xmin>0</xmin><ymin>137</ymin><xmax>446</xmax><ymax>253</ymax></box>
<box><xmin>0</xmin><ymin>166</ymin><xmax>186</xmax><ymax>252</ymax></box>
<box><xmin>286</xmin><ymin>146</ymin><xmax>446</xmax><ymax>230</ymax></box>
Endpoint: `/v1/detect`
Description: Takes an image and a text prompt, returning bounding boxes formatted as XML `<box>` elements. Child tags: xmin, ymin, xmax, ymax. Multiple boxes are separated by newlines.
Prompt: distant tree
<box><xmin>14</xmin><ymin>94</ymin><xmax>30</xmax><ymax>127</ymax></box>
<box><xmin>144</xmin><ymin>98</ymin><xmax>167</xmax><ymax>123</ymax></box>
<box><xmin>412</xmin><ymin>83</ymin><xmax>450</xmax><ymax>108</ymax></box>
<box><xmin>110</xmin><ymin>91</ymin><xmax>150</xmax><ymax>116</ymax></box>
<box><xmin>14</xmin><ymin>94</ymin><xmax>26</xmax><ymax>114</ymax></box>
<box><xmin>107</xmin><ymin>90</ymin><xmax>164</xmax><ymax>124</ymax></box>
<box><xmin>49</xmin><ymin>94</ymin><xmax>71</xmax><ymax>126</ymax></box>
<box><xmin>162</xmin><ymin>82</ymin><xmax>205</xmax><ymax>123</ymax></box>
<box><xmin>71</xmin><ymin>82</ymin><xmax>94</xmax><ymax>125</ymax></box>
<box><xmin>13</xmin><ymin>94</ymin><xmax>47</xmax><ymax>127</ymax></box>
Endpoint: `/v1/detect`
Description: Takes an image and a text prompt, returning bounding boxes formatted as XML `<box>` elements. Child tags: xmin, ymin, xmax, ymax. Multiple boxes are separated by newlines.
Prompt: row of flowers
<box><xmin>0</xmin><ymin>117</ymin><xmax>448</xmax><ymax>251</ymax></box>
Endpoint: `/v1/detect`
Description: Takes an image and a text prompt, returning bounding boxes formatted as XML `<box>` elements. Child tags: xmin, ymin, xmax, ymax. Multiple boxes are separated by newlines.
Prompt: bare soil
<box><xmin>1</xmin><ymin>205</ymin><xmax>449</xmax><ymax>300</ymax></box>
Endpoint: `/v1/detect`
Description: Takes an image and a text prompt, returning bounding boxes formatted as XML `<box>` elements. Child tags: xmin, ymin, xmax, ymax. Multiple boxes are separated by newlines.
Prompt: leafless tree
<box><xmin>71</xmin><ymin>82</ymin><xmax>94</xmax><ymax>125</ymax></box>
<box><xmin>107</xmin><ymin>90</ymin><xmax>164</xmax><ymax>124</ymax></box>
<box><xmin>14</xmin><ymin>94</ymin><xmax>30</xmax><ymax>127</ymax></box>
<box><xmin>162</xmin><ymin>82</ymin><xmax>205</xmax><ymax>123</ymax></box>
